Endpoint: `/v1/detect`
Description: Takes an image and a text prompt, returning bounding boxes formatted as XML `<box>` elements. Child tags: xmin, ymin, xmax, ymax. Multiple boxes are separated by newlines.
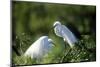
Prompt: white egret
<box><xmin>53</xmin><ymin>21</ymin><xmax>78</xmax><ymax>48</ymax></box>
<box><xmin>24</xmin><ymin>36</ymin><xmax>55</xmax><ymax>59</ymax></box>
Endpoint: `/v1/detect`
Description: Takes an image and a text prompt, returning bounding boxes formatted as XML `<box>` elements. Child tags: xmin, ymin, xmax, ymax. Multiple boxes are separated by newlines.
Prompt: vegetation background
<box><xmin>12</xmin><ymin>1</ymin><xmax>96</xmax><ymax>66</ymax></box>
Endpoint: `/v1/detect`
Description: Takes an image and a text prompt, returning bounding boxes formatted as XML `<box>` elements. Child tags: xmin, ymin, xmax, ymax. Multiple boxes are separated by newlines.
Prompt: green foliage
<box><xmin>12</xmin><ymin>34</ymin><xmax>96</xmax><ymax>65</ymax></box>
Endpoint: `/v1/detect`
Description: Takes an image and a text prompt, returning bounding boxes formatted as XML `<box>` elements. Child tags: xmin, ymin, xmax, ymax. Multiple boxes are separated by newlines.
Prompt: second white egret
<box><xmin>24</xmin><ymin>36</ymin><xmax>55</xmax><ymax>59</ymax></box>
<box><xmin>53</xmin><ymin>21</ymin><xmax>78</xmax><ymax>48</ymax></box>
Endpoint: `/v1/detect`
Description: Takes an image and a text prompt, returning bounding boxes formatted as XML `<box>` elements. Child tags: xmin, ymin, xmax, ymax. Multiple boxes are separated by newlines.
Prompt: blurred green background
<box><xmin>12</xmin><ymin>1</ymin><xmax>96</xmax><ymax>65</ymax></box>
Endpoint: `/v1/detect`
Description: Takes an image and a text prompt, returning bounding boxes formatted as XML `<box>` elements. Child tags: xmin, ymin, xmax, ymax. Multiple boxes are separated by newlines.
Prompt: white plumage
<box><xmin>53</xmin><ymin>21</ymin><xmax>78</xmax><ymax>48</ymax></box>
<box><xmin>24</xmin><ymin>36</ymin><xmax>54</xmax><ymax>59</ymax></box>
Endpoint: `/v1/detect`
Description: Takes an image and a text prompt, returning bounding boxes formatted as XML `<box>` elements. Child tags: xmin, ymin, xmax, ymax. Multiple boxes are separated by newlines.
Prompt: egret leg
<box><xmin>60</xmin><ymin>42</ymin><xmax>71</xmax><ymax>63</ymax></box>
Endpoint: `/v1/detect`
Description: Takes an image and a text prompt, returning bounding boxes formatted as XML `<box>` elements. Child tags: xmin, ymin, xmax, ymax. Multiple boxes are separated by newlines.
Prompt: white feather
<box><xmin>24</xmin><ymin>36</ymin><xmax>53</xmax><ymax>59</ymax></box>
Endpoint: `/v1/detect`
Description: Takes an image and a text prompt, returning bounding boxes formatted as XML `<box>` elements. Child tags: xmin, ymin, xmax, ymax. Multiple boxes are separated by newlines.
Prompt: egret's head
<box><xmin>48</xmin><ymin>39</ymin><xmax>56</xmax><ymax>46</ymax></box>
<box><xmin>53</xmin><ymin>21</ymin><xmax>61</xmax><ymax>28</ymax></box>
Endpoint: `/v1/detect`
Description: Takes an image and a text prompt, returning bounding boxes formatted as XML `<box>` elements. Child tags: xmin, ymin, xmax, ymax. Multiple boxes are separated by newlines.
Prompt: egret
<box><xmin>24</xmin><ymin>36</ymin><xmax>55</xmax><ymax>59</ymax></box>
<box><xmin>53</xmin><ymin>21</ymin><xmax>78</xmax><ymax>48</ymax></box>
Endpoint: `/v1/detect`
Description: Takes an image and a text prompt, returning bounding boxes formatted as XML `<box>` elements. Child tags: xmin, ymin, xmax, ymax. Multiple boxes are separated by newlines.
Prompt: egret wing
<box><xmin>62</xmin><ymin>25</ymin><xmax>78</xmax><ymax>45</ymax></box>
